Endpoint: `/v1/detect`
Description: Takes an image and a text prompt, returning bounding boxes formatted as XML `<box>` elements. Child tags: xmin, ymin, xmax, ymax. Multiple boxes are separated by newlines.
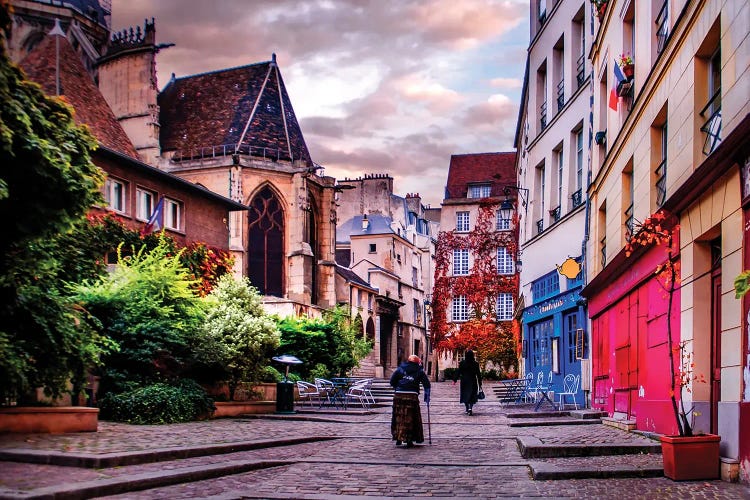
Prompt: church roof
<box><xmin>19</xmin><ymin>32</ymin><xmax>139</xmax><ymax>159</ymax></box>
<box><xmin>158</xmin><ymin>57</ymin><xmax>312</xmax><ymax>166</ymax></box>
<box><xmin>445</xmin><ymin>152</ymin><xmax>517</xmax><ymax>200</ymax></box>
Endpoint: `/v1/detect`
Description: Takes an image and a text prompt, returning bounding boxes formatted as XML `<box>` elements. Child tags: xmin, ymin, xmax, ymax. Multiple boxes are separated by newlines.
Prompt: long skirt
<box><xmin>391</xmin><ymin>392</ymin><xmax>424</xmax><ymax>444</ymax></box>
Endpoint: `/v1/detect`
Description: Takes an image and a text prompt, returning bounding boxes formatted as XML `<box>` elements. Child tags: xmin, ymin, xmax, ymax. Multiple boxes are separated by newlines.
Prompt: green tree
<box><xmin>72</xmin><ymin>238</ymin><xmax>207</xmax><ymax>396</ymax></box>
<box><xmin>196</xmin><ymin>275</ymin><xmax>280</xmax><ymax>400</ymax></box>
<box><xmin>276</xmin><ymin>306</ymin><xmax>372</xmax><ymax>379</ymax></box>
<box><xmin>0</xmin><ymin>4</ymin><xmax>109</xmax><ymax>403</ymax></box>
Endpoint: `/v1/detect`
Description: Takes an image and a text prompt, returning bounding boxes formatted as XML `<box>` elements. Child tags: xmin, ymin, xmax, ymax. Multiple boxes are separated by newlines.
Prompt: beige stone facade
<box><xmin>586</xmin><ymin>0</ymin><xmax>749</xmax><ymax>480</ymax></box>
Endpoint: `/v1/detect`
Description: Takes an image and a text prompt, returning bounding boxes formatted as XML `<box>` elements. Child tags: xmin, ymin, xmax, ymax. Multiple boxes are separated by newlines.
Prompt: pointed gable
<box><xmin>445</xmin><ymin>152</ymin><xmax>517</xmax><ymax>200</ymax></box>
<box><xmin>19</xmin><ymin>34</ymin><xmax>139</xmax><ymax>159</ymax></box>
<box><xmin>158</xmin><ymin>58</ymin><xmax>312</xmax><ymax>166</ymax></box>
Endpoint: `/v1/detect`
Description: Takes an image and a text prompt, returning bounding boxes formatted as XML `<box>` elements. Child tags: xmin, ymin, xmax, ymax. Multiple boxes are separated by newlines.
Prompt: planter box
<box><xmin>212</xmin><ymin>401</ymin><xmax>275</xmax><ymax>418</ymax></box>
<box><xmin>660</xmin><ymin>434</ymin><xmax>720</xmax><ymax>480</ymax></box>
<box><xmin>0</xmin><ymin>407</ymin><xmax>98</xmax><ymax>433</ymax></box>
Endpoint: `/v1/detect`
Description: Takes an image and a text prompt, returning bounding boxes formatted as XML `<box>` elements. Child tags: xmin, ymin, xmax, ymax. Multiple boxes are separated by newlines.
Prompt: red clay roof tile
<box><xmin>445</xmin><ymin>152</ymin><xmax>517</xmax><ymax>200</ymax></box>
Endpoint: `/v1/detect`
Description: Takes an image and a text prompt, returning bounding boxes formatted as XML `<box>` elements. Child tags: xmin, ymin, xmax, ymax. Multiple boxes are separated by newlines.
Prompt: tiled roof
<box><xmin>336</xmin><ymin>214</ymin><xmax>395</xmax><ymax>244</ymax></box>
<box><xmin>158</xmin><ymin>58</ymin><xmax>312</xmax><ymax>166</ymax></box>
<box><xmin>445</xmin><ymin>152</ymin><xmax>517</xmax><ymax>200</ymax></box>
<box><xmin>19</xmin><ymin>33</ymin><xmax>139</xmax><ymax>159</ymax></box>
<box><xmin>335</xmin><ymin>265</ymin><xmax>377</xmax><ymax>292</ymax></box>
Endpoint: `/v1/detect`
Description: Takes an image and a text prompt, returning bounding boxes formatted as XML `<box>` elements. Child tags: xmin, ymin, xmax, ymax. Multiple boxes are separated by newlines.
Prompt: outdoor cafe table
<box><xmin>327</xmin><ymin>377</ymin><xmax>355</xmax><ymax>409</ymax></box>
<box><xmin>497</xmin><ymin>378</ymin><xmax>530</xmax><ymax>405</ymax></box>
<box><xmin>534</xmin><ymin>383</ymin><xmax>556</xmax><ymax>411</ymax></box>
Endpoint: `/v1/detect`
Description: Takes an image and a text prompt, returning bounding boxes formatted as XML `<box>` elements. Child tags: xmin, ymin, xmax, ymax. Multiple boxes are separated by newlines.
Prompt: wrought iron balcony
<box><xmin>600</xmin><ymin>236</ymin><xmax>607</xmax><ymax>268</ymax></box>
<box><xmin>700</xmin><ymin>89</ymin><xmax>722</xmax><ymax>155</ymax></box>
<box><xmin>536</xmin><ymin>218</ymin><xmax>544</xmax><ymax>235</ymax></box>
<box><xmin>556</xmin><ymin>79</ymin><xmax>565</xmax><ymax>112</ymax></box>
<box><xmin>656</xmin><ymin>159</ymin><xmax>667</xmax><ymax>207</ymax></box>
<box><xmin>625</xmin><ymin>203</ymin><xmax>634</xmax><ymax>240</ymax></box>
<box><xmin>656</xmin><ymin>1</ymin><xmax>669</xmax><ymax>54</ymax></box>
<box><xmin>576</xmin><ymin>54</ymin><xmax>585</xmax><ymax>89</ymax></box>
<box><xmin>550</xmin><ymin>205</ymin><xmax>561</xmax><ymax>224</ymax></box>
<box><xmin>540</xmin><ymin>101</ymin><xmax>548</xmax><ymax>131</ymax></box>
<box><xmin>571</xmin><ymin>189</ymin><xmax>583</xmax><ymax>209</ymax></box>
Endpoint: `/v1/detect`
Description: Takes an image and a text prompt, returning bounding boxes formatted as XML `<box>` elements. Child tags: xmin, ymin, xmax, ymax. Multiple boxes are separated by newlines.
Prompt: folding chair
<box><xmin>296</xmin><ymin>381</ymin><xmax>321</xmax><ymax>407</ymax></box>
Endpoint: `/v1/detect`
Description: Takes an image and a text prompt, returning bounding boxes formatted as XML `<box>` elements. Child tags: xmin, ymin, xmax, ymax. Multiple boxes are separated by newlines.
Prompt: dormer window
<box><xmin>468</xmin><ymin>184</ymin><xmax>491</xmax><ymax>199</ymax></box>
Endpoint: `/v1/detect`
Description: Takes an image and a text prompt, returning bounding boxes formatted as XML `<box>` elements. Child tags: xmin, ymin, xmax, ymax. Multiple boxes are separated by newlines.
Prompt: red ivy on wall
<box><xmin>431</xmin><ymin>201</ymin><xmax>521</xmax><ymax>364</ymax></box>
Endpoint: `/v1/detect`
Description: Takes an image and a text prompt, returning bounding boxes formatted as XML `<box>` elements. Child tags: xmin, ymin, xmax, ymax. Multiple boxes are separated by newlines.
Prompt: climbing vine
<box><xmin>431</xmin><ymin>201</ymin><xmax>520</xmax><ymax>368</ymax></box>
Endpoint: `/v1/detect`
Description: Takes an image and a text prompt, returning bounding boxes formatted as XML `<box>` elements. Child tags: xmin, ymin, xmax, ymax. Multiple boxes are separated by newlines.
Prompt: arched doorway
<box><xmin>366</xmin><ymin>317</ymin><xmax>375</xmax><ymax>343</ymax></box>
<box><xmin>248</xmin><ymin>186</ymin><xmax>284</xmax><ymax>296</ymax></box>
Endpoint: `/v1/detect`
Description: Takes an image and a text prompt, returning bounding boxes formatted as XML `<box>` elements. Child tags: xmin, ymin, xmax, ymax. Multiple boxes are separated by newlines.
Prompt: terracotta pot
<box><xmin>660</xmin><ymin>434</ymin><xmax>720</xmax><ymax>480</ymax></box>
<box><xmin>622</xmin><ymin>64</ymin><xmax>634</xmax><ymax>78</ymax></box>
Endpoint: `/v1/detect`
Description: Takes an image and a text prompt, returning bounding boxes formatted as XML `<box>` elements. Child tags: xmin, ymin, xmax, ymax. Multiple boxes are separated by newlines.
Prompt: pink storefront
<box><xmin>582</xmin><ymin>234</ymin><xmax>681</xmax><ymax>435</ymax></box>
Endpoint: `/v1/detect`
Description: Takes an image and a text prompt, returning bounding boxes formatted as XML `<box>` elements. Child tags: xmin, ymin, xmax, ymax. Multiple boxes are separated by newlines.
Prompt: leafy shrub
<box><xmin>443</xmin><ymin>367</ymin><xmax>458</xmax><ymax>381</ymax></box>
<box><xmin>482</xmin><ymin>369</ymin><xmax>501</xmax><ymax>381</ymax></box>
<box><xmin>309</xmin><ymin>363</ymin><xmax>330</xmax><ymax>381</ymax></box>
<box><xmin>98</xmin><ymin>379</ymin><xmax>215</xmax><ymax>424</ymax></box>
<box><xmin>259</xmin><ymin>366</ymin><xmax>283</xmax><ymax>383</ymax></box>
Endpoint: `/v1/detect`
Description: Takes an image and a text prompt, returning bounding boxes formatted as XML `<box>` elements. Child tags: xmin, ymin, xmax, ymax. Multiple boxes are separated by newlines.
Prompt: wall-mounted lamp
<box><xmin>500</xmin><ymin>185</ymin><xmax>530</xmax><ymax>209</ymax></box>
<box><xmin>594</xmin><ymin>130</ymin><xmax>607</xmax><ymax>145</ymax></box>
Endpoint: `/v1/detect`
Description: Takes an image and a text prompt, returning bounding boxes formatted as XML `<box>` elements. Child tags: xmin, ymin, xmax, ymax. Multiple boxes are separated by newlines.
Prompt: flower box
<box><xmin>660</xmin><ymin>434</ymin><xmax>720</xmax><ymax>480</ymax></box>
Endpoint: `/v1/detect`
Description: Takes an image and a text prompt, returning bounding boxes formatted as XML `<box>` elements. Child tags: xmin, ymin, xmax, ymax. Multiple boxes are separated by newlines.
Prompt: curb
<box><xmin>0</xmin><ymin>436</ymin><xmax>337</xmax><ymax>468</ymax></box>
<box><xmin>530</xmin><ymin>462</ymin><xmax>664</xmax><ymax>480</ymax></box>
<box><xmin>517</xmin><ymin>436</ymin><xmax>663</xmax><ymax>458</ymax></box>
<box><xmin>0</xmin><ymin>459</ymin><xmax>292</xmax><ymax>499</ymax></box>
<box><xmin>508</xmin><ymin>418</ymin><xmax>601</xmax><ymax>427</ymax></box>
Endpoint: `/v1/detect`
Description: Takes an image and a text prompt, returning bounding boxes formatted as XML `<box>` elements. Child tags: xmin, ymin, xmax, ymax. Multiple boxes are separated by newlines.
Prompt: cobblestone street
<box><xmin>0</xmin><ymin>382</ymin><xmax>748</xmax><ymax>499</ymax></box>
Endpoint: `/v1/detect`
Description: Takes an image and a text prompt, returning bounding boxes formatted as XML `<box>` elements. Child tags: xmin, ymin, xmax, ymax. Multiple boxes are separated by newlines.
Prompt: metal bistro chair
<box><xmin>314</xmin><ymin>378</ymin><xmax>339</xmax><ymax>408</ymax></box>
<box><xmin>557</xmin><ymin>374</ymin><xmax>580</xmax><ymax>410</ymax></box>
<box><xmin>296</xmin><ymin>381</ymin><xmax>321</xmax><ymax>407</ymax></box>
<box><xmin>519</xmin><ymin>372</ymin><xmax>535</xmax><ymax>403</ymax></box>
<box><xmin>344</xmin><ymin>379</ymin><xmax>371</xmax><ymax>410</ymax></box>
<box><xmin>528</xmin><ymin>371</ymin><xmax>545</xmax><ymax>403</ymax></box>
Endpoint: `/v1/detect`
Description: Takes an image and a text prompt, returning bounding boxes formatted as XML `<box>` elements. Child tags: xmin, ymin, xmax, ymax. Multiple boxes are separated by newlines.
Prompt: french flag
<box><xmin>143</xmin><ymin>196</ymin><xmax>164</xmax><ymax>235</ymax></box>
<box><xmin>609</xmin><ymin>61</ymin><xmax>627</xmax><ymax>111</ymax></box>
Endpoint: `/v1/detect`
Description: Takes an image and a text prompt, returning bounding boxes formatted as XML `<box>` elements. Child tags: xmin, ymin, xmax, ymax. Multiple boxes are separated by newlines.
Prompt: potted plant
<box><xmin>618</xmin><ymin>53</ymin><xmax>634</xmax><ymax>79</ymax></box>
<box><xmin>625</xmin><ymin>210</ymin><xmax>720</xmax><ymax>481</ymax></box>
<box><xmin>591</xmin><ymin>0</ymin><xmax>608</xmax><ymax>20</ymax></box>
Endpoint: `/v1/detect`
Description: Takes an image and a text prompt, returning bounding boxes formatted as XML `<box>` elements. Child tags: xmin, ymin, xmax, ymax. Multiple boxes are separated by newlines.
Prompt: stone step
<box><xmin>529</xmin><ymin>453</ymin><xmax>664</xmax><ymax>480</ymax></box>
<box><xmin>508</xmin><ymin>418</ymin><xmax>602</xmax><ymax>427</ymax></box>
<box><xmin>517</xmin><ymin>436</ymin><xmax>662</xmax><ymax>459</ymax></box>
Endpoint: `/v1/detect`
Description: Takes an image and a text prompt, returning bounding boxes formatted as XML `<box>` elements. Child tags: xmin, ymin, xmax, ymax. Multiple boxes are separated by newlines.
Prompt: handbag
<box><xmin>476</xmin><ymin>376</ymin><xmax>485</xmax><ymax>400</ymax></box>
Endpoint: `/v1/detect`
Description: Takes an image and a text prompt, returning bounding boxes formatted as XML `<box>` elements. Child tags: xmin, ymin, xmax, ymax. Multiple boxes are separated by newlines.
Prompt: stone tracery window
<box><xmin>248</xmin><ymin>186</ymin><xmax>284</xmax><ymax>296</ymax></box>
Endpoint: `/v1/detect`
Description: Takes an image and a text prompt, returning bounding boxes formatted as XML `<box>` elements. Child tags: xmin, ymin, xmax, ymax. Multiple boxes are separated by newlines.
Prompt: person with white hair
<box><xmin>389</xmin><ymin>354</ymin><xmax>431</xmax><ymax>448</ymax></box>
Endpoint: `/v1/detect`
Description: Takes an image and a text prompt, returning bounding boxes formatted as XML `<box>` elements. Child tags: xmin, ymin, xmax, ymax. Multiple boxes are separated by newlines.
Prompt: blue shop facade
<box><xmin>522</xmin><ymin>269</ymin><xmax>587</xmax><ymax>408</ymax></box>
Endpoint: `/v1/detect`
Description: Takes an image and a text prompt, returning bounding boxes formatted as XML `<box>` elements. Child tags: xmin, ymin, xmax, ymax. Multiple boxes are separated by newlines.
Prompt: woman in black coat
<box><xmin>454</xmin><ymin>349</ymin><xmax>482</xmax><ymax>415</ymax></box>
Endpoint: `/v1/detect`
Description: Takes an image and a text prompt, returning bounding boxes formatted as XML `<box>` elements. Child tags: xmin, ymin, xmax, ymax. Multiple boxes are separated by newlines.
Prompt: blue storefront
<box><xmin>522</xmin><ymin>269</ymin><xmax>586</xmax><ymax>409</ymax></box>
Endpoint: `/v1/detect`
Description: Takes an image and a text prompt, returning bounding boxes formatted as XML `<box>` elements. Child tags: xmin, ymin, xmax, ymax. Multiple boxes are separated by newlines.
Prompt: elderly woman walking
<box><xmin>454</xmin><ymin>349</ymin><xmax>482</xmax><ymax>415</ymax></box>
<box><xmin>389</xmin><ymin>354</ymin><xmax>431</xmax><ymax>448</ymax></box>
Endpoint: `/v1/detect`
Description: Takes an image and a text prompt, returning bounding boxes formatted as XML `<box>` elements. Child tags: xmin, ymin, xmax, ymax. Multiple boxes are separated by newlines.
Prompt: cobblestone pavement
<box><xmin>1</xmin><ymin>382</ymin><xmax>748</xmax><ymax>499</ymax></box>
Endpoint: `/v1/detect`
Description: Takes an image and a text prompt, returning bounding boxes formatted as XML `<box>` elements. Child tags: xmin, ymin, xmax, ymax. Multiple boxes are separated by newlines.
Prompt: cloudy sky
<box><xmin>112</xmin><ymin>0</ymin><xmax>529</xmax><ymax>207</ymax></box>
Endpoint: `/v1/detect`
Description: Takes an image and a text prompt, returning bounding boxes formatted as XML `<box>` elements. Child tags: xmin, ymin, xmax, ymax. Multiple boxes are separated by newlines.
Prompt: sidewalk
<box><xmin>0</xmin><ymin>381</ymin><xmax>748</xmax><ymax>499</ymax></box>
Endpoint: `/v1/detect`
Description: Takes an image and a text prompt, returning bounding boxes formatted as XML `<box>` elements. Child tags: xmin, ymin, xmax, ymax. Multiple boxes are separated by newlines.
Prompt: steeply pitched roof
<box><xmin>336</xmin><ymin>214</ymin><xmax>396</xmax><ymax>244</ymax></box>
<box><xmin>335</xmin><ymin>265</ymin><xmax>378</xmax><ymax>292</ymax></box>
<box><xmin>19</xmin><ymin>32</ymin><xmax>139</xmax><ymax>159</ymax></box>
<box><xmin>445</xmin><ymin>152</ymin><xmax>517</xmax><ymax>200</ymax></box>
<box><xmin>158</xmin><ymin>57</ymin><xmax>312</xmax><ymax>166</ymax></box>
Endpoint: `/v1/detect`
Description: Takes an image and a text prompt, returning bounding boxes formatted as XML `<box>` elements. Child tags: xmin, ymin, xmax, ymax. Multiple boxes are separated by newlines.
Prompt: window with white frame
<box><xmin>456</xmin><ymin>211</ymin><xmax>470</xmax><ymax>232</ymax></box>
<box><xmin>468</xmin><ymin>184</ymin><xmax>491</xmax><ymax>199</ymax></box>
<box><xmin>497</xmin><ymin>293</ymin><xmax>514</xmax><ymax>321</ymax></box>
<box><xmin>164</xmin><ymin>198</ymin><xmax>182</xmax><ymax>231</ymax></box>
<box><xmin>136</xmin><ymin>188</ymin><xmax>156</xmax><ymax>220</ymax></box>
<box><xmin>453</xmin><ymin>248</ymin><xmax>469</xmax><ymax>275</ymax></box>
<box><xmin>104</xmin><ymin>177</ymin><xmax>126</xmax><ymax>213</ymax></box>
<box><xmin>497</xmin><ymin>247</ymin><xmax>514</xmax><ymax>275</ymax></box>
<box><xmin>496</xmin><ymin>210</ymin><xmax>511</xmax><ymax>231</ymax></box>
<box><xmin>452</xmin><ymin>295</ymin><xmax>468</xmax><ymax>322</ymax></box>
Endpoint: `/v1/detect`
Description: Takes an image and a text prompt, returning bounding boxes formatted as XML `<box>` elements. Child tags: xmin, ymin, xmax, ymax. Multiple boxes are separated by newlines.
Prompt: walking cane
<box><xmin>427</xmin><ymin>401</ymin><xmax>432</xmax><ymax>445</ymax></box>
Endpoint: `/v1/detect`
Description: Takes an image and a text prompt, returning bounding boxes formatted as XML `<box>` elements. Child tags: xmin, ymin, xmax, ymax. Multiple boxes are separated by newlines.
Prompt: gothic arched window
<box><xmin>248</xmin><ymin>186</ymin><xmax>284</xmax><ymax>296</ymax></box>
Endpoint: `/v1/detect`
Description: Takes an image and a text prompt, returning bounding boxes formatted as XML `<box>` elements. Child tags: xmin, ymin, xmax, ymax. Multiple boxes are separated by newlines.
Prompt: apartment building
<box><xmin>580</xmin><ymin>0</ymin><xmax>748</xmax><ymax>481</ymax></box>
<box><xmin>516</xmin><ymin>0</ymin><xmax>593</xmax><ymax>406</ymax></box>
<box><xmin>432</xmin><ymin>153</ymin><xmax>520</xmax><ymax>379</ymax></box>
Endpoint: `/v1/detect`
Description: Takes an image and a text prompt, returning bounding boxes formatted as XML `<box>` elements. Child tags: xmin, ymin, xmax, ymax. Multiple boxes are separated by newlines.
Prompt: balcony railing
<box><xmin>571</xmin><ymin>189</ymin><xmax>583</xmax><ymax>209</ymax></box>
<box><xmin>556</xmin><ymin>79</ymin><xmax>565</xmax><ymax>112</ymax></box>
<box><xmin>536</xmin><ymin>218</ymin><xmax>544</xmax><ymax>235</ymax></box>
<box><xmin>539</xmin><ymin>8</ymin><xmax>547</xmax><ymax>25</ymax></box>
<box><xmin>700</xmin><ymin>89</ymin><xmax>722</xmax><ymax>155</ymax></box>
<box><xmin>655</xmin><ymin>159</ymin><xmax>667</xmax><ymax>207</ymax></box>
<box><xmin>625</xmin><ymin>203</ymin><xmax>634</xmax><ymax>240</ymax></box>
<box><xmin>540</xmin><ymin>101</ymin><xmax>548</xmax><ymax>131</ymax></box>
<box><xmin>656</xmin><ymin>1</ymin><xmax>669</xmax><ymax>54</ymax></box>
<box><xmin>600</xmin><ymin>236</ymin><xmax>607</xmax><ymax>268</ymax></box>
<box><xmin>550</xmin><ymin>205</ymin><xmax>561</xmax><ymax>223</ymax></box>
<box><xmin>576</xmin><ymin>54</ymin><xmax>585</xmax><ymax>89</ymax></box>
